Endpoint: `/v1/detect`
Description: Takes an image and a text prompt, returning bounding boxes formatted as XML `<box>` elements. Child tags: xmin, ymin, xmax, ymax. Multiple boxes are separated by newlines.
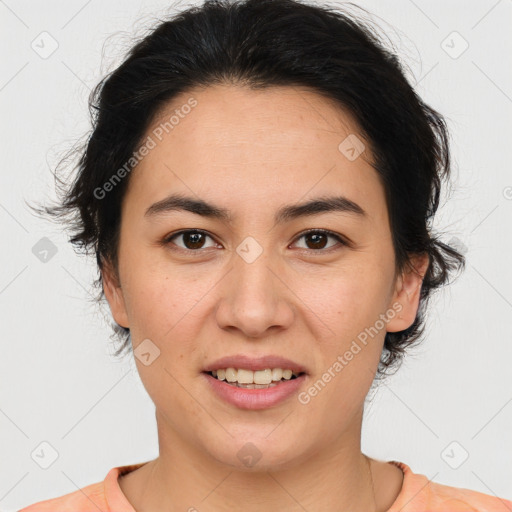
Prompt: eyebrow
<box><xmin>144</xmin><ymin>193</ymin><xmax>367</xmax><ymax>224</ymax></box>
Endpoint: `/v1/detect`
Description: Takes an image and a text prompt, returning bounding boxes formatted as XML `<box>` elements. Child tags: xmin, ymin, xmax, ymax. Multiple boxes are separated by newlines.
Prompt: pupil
<box><xmin>307</xmin><ymin>233</ymin><xmax>327</xmax><ymax>249</ymax></box>
<box><xmin>185</xmin><ymin>232</ymin><xmax>204</xmax><ymax>249</ymax></box>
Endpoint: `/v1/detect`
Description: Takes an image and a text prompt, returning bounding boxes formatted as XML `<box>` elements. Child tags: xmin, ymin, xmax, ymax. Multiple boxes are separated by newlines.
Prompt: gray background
<box><xmin>1</xmin><ymin>0</ymin><xmax>511</xmax><ymax>509</ymax></box>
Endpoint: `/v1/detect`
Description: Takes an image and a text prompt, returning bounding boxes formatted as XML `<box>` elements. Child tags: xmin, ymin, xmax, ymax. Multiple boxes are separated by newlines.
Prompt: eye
<box><xmin>163</xmin><ymin>228</ymin><xmax>348</xmax><ymax>253</ymax></box>
<box><xmin>164</xmin><ymin>229</ymin><xmax>218</xmax><ymax>251</ymax></box>
<box><xmin>291</xmin><ymin>229</ymin><xmax>347</xmax><ymax>252</ymax></box>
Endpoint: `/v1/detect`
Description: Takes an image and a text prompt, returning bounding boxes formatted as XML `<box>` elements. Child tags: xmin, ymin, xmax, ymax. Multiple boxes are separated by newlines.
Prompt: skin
<box><xmin>103</xmin><ymin>84</ymin><xmax>429</xmax><ymax>511</ymax></box>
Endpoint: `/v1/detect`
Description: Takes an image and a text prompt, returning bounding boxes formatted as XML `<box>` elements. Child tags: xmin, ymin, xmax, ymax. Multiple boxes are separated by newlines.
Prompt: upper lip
<box><xmin>203</xmin><ymin>354</ymin><xmax>308</xmax><ymax>374</ymax></box>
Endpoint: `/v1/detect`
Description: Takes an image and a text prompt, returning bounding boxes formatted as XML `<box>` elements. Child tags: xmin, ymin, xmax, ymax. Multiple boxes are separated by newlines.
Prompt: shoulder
<box><xmin>388</xmin><ymin>461</ymin><xmax>512</xmax><ymax>512</ymax></box>
<box><xmin>18</xmin><ymin>464</ymin><xmax>144</xmax><ymax>512</ymax></box>
<box><xmin>18</xmin><ymin>480</ymin><xmax>107</xmax><ymax>512</ymax></box>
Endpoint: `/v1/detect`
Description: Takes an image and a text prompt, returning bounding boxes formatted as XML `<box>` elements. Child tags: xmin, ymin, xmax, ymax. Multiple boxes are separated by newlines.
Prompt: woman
<box><xmin>21</xmin><ymin>0</ymin><xmax>511</xmax><ymax>510</ymax></box>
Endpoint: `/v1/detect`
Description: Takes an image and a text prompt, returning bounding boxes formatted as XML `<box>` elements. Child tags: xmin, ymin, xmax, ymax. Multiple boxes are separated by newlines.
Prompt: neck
<box><xmin>122</xmin><ymin>411</ymin><xmax>383</xmax><ymax>512</ymax></box>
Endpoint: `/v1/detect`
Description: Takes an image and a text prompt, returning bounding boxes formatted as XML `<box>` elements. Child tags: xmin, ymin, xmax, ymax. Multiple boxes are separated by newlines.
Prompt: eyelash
<box><xmin>162</xmin><ymin>228</ymin><xmax>348</xmax><ymax>255</ymax></box>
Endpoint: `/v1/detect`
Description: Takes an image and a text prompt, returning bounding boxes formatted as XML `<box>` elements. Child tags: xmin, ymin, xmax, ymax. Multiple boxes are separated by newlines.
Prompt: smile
<box><xmin>207</xmin><ymin>367</ymin><xmax>303</xmax><ymax>387</ymax></box>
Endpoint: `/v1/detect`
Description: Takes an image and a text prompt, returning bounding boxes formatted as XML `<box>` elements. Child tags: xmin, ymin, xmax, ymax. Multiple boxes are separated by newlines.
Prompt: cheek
<box><xmin>125</xmin><ymin>270</ymin><xmax>206</xmax><ymax>408</ymax></box>
<box><xmin>121</xmin><ymin>257</ymin><xmax>218</xmax><ymax>363</ymax></box>
<box><xmin>303</xmin><ymin>259</ymin><xmax>393</xmax><ymax>341</ymax></box>
<box><xmin>301</xmin><ymin>270</ymin><xmax>389</xmax><ymax>409</ymax></box>
<box><xmin>123</xmin><ymin>276</ymin><xmax>172</xmax><ymax>337</ymax></box>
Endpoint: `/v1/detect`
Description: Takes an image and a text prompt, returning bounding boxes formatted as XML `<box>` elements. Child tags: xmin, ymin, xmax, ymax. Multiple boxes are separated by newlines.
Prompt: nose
<box><xmin>214</xmin><ymin>245</ymin><xmax>295</xmax><ymax>339</ymax></box>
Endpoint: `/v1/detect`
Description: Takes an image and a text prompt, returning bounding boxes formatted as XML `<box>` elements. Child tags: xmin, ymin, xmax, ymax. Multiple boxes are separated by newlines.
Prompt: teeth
<box><xmin>209</xmin><ymin>368</ymin><xmax>300</xmax><ymax>384</ymax></box>
<box><xmin>272</xmin><ymin>368</ymin><xmax>283</xmax><ymax>381</ymax></box>
<box><xmin>254</xmin><ymin>369</ymin><xmax>272</xmax><ymax>384</ymax></box>
<box><xmin>225</xmin><ymin>368</ymin><xmax>237</xmax><ymax>383</ymax></box>
<box><xmin>237</xmin><ymin>368</ymin><xmax>254</xmax><ymax>384</ymax></box>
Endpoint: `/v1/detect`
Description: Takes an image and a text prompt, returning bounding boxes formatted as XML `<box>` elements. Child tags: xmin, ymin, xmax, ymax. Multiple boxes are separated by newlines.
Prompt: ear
<box><xmin>102</xmin><ymin>259</ymin><xmax>130</xmax><ymax>329</ymax></box>
<box><xmin>386</xmin><ymin>253</ymin><xmax>430</xmax><ymax>333</ymax></box>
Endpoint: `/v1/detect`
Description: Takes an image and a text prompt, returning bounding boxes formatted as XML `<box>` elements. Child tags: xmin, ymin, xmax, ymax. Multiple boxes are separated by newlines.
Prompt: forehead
<box><xmin>124</xmin><ymin>84</ymin><xmax>387</xmax><ymax>225</ymax></box>
<box><xmin>150</xmin><ymin>84</ymin><xmax>366</xmax><ymax>158</ymax></box>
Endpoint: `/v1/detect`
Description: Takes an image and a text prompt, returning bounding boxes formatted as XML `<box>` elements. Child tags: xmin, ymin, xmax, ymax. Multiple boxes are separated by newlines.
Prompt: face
<box><xmin>103</xmin><ymin>84</ymin><xmax>427</xmax><ymax>471</ymax></box>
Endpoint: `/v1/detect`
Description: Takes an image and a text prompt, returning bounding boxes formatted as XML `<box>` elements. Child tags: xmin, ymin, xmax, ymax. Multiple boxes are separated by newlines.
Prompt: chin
<box><xmin>204</xmin><ymin>432</ymin><xmax>313</xmax><ymax>473</ymax></box>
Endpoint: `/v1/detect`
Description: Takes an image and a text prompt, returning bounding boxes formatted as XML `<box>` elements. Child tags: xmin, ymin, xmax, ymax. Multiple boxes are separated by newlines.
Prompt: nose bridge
<box><xmin>233</xmin><ymin>235</ymin><xmax>278</xmax><ymax>306</ymax></box>
<box><xmin>215</xmin><ymin>235</ymin><xmax>294</xmax><ymax>337</ymax></box>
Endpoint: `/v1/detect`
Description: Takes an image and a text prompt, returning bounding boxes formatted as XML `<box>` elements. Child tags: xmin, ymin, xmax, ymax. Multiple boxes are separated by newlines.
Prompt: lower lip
<box><xmin>202</xmin><ymin>372</ymin><xmax>307</xmax><ymax>410</ymax></box>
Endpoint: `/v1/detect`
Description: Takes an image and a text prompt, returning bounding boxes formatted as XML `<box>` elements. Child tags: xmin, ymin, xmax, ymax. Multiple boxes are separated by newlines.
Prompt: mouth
<box><xmin>203</xmin><ymin>368</ymin><xmax>306</xmax><ymax>389</ymax></box>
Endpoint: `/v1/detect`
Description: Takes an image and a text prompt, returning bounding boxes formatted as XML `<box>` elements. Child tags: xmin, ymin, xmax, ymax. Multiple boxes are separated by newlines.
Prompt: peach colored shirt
<box><xmin>19</xmin><ymin>460</ymin><xmax>512</xmax><ymax>511</ymax></box>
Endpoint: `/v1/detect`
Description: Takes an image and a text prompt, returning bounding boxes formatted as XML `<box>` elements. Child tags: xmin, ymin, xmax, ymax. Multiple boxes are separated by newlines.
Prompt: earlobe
<box><xmin>102</xmin><ymin>261</ymin><xmax>130</xmax><ymax>329</ymax></box>
<box><xmin>386</xmin><ymin>253</ymin><xmax>429</xmax><ymax>333</ymax></box>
